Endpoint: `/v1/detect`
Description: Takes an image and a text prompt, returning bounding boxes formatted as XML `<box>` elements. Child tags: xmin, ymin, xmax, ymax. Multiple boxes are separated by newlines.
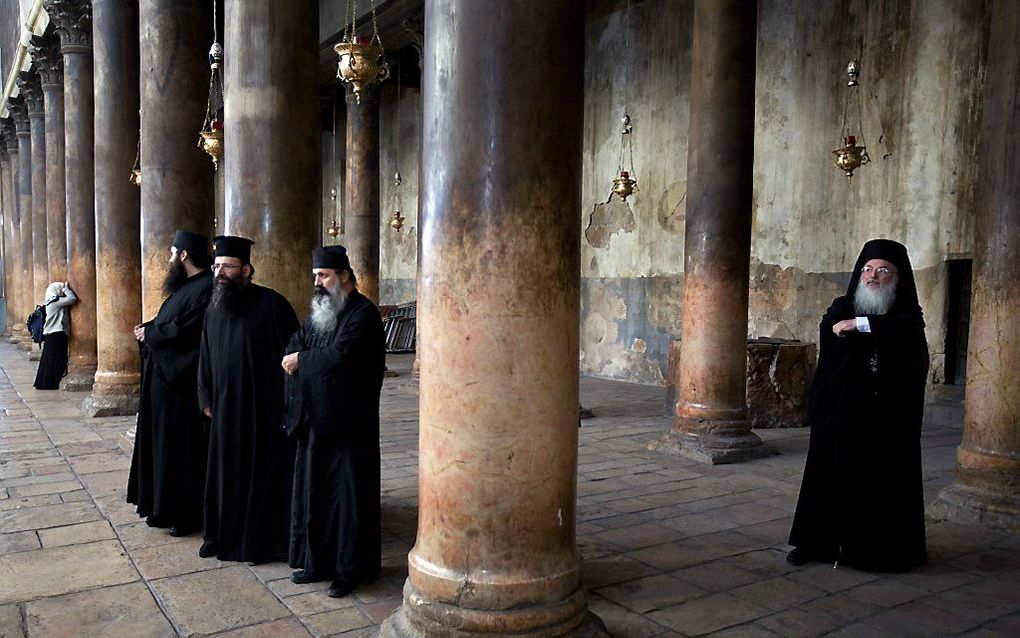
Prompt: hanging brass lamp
<box><xmin>833</xmin><ymin>59</ymin><xmax>870</xmax><ymax>183</ymax></box>
<box><xmin>198</xmin><ymin>37</ymin><xmax>225</xmax><ymax>170</ymax></box>
<box><xmin>334</xmin><ymin>0</ymin><xmax>389</xmax><ymax>103</ymax></box>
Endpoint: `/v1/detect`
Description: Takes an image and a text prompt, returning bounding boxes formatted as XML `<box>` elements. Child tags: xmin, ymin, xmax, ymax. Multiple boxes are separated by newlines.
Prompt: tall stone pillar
<box><xmin>343</xmin><ymin>86</ymin><xmax>380</xmax><ymax>305</ymax></box>
<box><xmin>10</xmin><ymin>99</ymin><xmax>36</xmax><ymax>351</ymax></box>
<box><xmin>653</xmin><ymin>0</ymin><xmax>767</xmax><ymax>464</ymax></box>
<box><xmin>1</xmin><ymin>122</ymin><xmax>22</xmax><ymax>341</ymax></box>
<box><xmin>223</xmin><ymin>0</ymin><xmax>318</xmax><ymax>312</ymax></box>
<box><xmin>85</xmin><ymin>0</ymin><xmax>142</xmax><ymax>416</ymax></box>
<box><xmin>18</xmin><ymin>73</ymin><xmax>49</xmax><ymax>311</ymax></box>
<box><xmin>931</xmin><ymin>1</ymin><xmax>1020</xmax><ymax>532</ymax></box>
<box><xmin>45</xmin><ymin>0</ymin><xmax>99</xmax><ymax>391</ymax></box>
<box><xmin>0</xmin><ymin>138</ymin><xmax>16</xmax><ymax>337</ymax></box>
<box><xmin>139</xmin><ymin>0</ymin><xmax>213</xmax><ymax>319</ymax></box>
<box><xmin>31</xmin><ymin>33</ymin><xmax>68</xmax><ymax>283</ymax></box>
<box><xmin>380</xmin><ymin>2</ymin><xmax>604</xmax><ymax>636</ymax></box>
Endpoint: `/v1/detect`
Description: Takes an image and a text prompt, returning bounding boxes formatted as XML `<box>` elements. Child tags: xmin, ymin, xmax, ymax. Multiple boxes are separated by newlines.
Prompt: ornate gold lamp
<box><xmin>334</xmin><ymin>0</ymin><xmax>389</xmax><ymax>103</ymax></box>
<box><xmin>607</xmin><ymin>1</ymin><xmax>638</xmax><ymax>202</ymax></box>
<box><xmin>198</xmin><ymin>32</ymin><xmax>225</xmax><ymax>170</ymax></box>
<box><xmin>833</xmin><ymin>59</ymin><xmax>870</xmax><ymax>183</ymax></box>
<box><xmin>390</xmin><ymin>61</ymin><xmax>406</xmax><ymax>233</ymax></box>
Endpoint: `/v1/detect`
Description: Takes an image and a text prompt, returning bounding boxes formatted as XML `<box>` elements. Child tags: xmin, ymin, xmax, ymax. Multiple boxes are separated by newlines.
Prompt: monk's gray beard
<box><xmin>854</xmin><ymin>281</ymin><xmax>897</xmax><ymax>315</ymax></box>
<box><xmin>310</xmin><ymin>283</ymin><xmax>347</xmax><ymax>334</ymax></box>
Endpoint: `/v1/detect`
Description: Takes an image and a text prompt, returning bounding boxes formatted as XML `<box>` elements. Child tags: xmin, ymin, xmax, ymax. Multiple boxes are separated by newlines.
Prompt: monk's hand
<box><xmin>133</xmin><ymin>324</ymin><xmax>146</xmax><ymax>342</ymax></box>
<box><xmin>282</xmin><ymin>353</ymin><xmax>299</xmax><ymax>376</ymax></box>
<box><xmin>202</xmin><ymin>405</ymin><xmax>212</xmax><ymax>417</ymax></box>
<box><xmin>833</xmin><ymin>319</ymin><xmax>857</xmax><ymax>337</ymax></box>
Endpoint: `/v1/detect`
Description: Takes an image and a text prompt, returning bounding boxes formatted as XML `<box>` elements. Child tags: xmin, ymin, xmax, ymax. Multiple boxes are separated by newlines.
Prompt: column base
<box><xmin>929</xmin><ymin>483</ymin><xmax>1020</xmax><ymax>533</ymax></box>
<box><xmin>61</xmin><ymin>365</ymin><xmax>97</xmax><ymax>392</ymax></box>
<box><xmin>19</xmin><ymin>339</ymin><xmax>35</xmax><ymax>352</ymax></box>
<box><xmin>380</xmin><ymin>581</ymin><xmax>608</xmax><ymax>638</ymax></box>
<box><xmin>28</xmin><ymin>349</ymin><xmax>42</xmax><ymax>362</ymax></box>
<box><xmin>84</xmin><ymin>372</ymin><xmax>141</xmax><ymax>417</ymax></box>
<box><xmin>649</xmin><ymin>426</ymin><xmax>776</xmax><ymax>465</ymax></box>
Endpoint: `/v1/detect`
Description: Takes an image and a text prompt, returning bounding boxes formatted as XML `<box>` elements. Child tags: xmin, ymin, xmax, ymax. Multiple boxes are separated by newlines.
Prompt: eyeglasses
<box><xmin>861</xmin><ymin>265</ymin><xmax>897</xmax><ymax>276</ymax></box>
<box><xmin>211</xmin><ymin>263</ymin><xmax>242</xmax><ymax>272</ymax></box>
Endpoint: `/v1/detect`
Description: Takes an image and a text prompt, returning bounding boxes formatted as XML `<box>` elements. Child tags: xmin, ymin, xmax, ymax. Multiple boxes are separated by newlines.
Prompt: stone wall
<box><xmin>338</xmin><ymin>0</ymin><xmax>991</xmax><ymax>385</ymax></box>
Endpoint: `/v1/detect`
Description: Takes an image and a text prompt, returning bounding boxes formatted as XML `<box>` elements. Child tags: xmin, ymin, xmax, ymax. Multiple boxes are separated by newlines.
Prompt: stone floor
<box><xmin>1</xmin><ymin>342</ymin><xmax>1018</xmax><ymax>637</ymax></box>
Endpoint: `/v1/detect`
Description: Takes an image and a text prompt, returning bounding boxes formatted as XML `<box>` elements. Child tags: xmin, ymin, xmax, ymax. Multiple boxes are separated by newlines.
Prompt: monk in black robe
<box><xmin>283</xmin><ymin>246</ymin><xmax>385</xmax><ymax>598</ymax></box>
<box><xmin>127</xmin><ymin>230</ymin><xmax>213</xmax><ymax>536</ymax></box>
<box><xmin>788</xmin><ymin>239</ymin><xmax>929</xmax><ymax>572</ymax></box>
<box><xmin>197</xmin><ymin>235</ymin><xmax>300</xmax><ymax>562</ymax></box>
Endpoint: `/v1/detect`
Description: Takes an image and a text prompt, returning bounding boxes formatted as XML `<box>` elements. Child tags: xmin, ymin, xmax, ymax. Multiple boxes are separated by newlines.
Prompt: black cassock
<box><xmin>286</xmin><ymin>290</ymin><xmax>385</xmax><ymax>582</ymax></box>
<box><xmin>198</xmin><ymin>283</ymin><xmax>300</xmax><ymax>562</ymax></box>
<box><xmin>127</xmin><ymin>271</ymin><xmax>213</xmax><ymax>531</ymax></box>
<box><xmin>790</xmin><ymin>242</ymin><xmax>929</xmax><ymax>572</ymax></box>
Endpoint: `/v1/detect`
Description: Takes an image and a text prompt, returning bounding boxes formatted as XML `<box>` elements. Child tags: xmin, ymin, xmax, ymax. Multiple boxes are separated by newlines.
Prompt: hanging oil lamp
<box><xmin>198</xmin><ymin>31</ymin><xmax>225</xmax><ymax>170</ymax></box>
<box><xmin>833</xmin><ymin>58</ymin><xmax>870</xmax><ymax>183</ymax></box>
<box><xmin>390</xmin><ymin>62</ymin><xmax>406</xmax><ymax>233</ymax></box>
<box><xmin>327</xmin><ymin>188</ymin><xmax>341</xmax><ymax>237</ymax></box>
<box><xmin>390</xmin><ymin>209</ymin><xmax>405</xmax><ymax>231</ymax></box>
<box><xmin>607</xmin><ymin>0</ymin><xmax>638</xmax><ymax>202</ymax></box>
<box><xmin>334</xmin><ymin>0</ymin><xmax>389</xmax><ymax>102</ymax></box>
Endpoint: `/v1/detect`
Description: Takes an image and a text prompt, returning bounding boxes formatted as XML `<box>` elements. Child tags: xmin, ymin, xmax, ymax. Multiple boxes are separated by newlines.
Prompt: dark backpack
<box><xmin>27</xmin><ymin>304</ymin><xmax>46</xmax><ymax>343</ymax></box>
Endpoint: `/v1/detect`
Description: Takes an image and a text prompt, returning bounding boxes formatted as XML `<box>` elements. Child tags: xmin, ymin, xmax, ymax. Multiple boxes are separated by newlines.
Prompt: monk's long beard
<box><xmin>210</xmin><ymin>276</ymin><xmax>247</xmax><ymax>316</ymax></box>
<box><xmin>854</xmin><ymin>281</ymin><xmax>897</xmax><ymax>315</ymax></box>
<box><xmin>310</xmin><ymin>283</ymin><xmax>347</xmax><ymax>334</ymax></box>
<box><xmin>161</xmin><ymin>258</ymin><xmax>188</xmax><ymax>296</ymax></box>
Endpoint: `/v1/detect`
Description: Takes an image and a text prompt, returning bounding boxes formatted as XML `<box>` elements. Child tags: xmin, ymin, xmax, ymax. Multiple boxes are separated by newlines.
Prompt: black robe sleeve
<box><xmin>197</xmin><ymin>316</ymin><xmax>213</xmax><ymax>412</ymax></box>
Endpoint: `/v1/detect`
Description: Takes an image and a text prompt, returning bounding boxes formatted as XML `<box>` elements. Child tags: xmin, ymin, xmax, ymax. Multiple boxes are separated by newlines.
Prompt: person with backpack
<box><xmin>33</xmin><ymin>281</ymin><xmax>78</xmax><ymax>390</ymax></box>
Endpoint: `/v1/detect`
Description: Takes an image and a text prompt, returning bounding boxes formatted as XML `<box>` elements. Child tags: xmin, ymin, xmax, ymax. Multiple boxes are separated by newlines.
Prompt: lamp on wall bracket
<box><xmin>833</xmin><ymin>58</ymin><xmax>871</xmax><ymax>183</ymax></box>
<box><xmin>334</xmin><ymin>0</ymin><xmax>390</xmax><ymax>103</ymax></box>
<box><xmin>198</xmin><ymin>0</ymin><xmax>225</xmax><ymax>170</ymax></box>
<box><xmin>607</xmin><ymin>0</ymin><xmax>638</xmax><ymax>203</ymax></box>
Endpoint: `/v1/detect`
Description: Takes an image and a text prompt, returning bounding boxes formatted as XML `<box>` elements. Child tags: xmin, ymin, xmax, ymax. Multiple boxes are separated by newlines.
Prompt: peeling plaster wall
<box><xmin>378</xmin><ymin>84</ymin><xmax>419</xmax><ymax>305</ymax></box>
<box><xmin>367</xmin><ymin>0</ymin><xmax>989</xmax><ymax>386</ymax></box>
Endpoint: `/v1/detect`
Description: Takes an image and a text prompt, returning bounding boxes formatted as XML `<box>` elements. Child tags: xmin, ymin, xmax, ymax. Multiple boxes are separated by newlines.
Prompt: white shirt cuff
<box><xmin>856</xmin><ymin>316</ymin><xmax>871</xmax><ymax>333</ymax></box>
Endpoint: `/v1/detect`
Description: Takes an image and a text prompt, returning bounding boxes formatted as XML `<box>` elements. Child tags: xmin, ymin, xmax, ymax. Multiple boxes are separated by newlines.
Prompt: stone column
<box><xmin>45</xmin><ymin>0</ymin><xmax>99</xmax><ymax>391</ymax></box>
<box><xmin>139</xmin><ymin>0</ymin><xmax>213</xmax><ymax>319</ymax></box>
<box><xmin>31</xmin><ymin>33</ymin><xmax>68</xmax><ymax>283</ymax></box>
<box><xmin>343</xmin><ymin>86</ymin><xmax>380</xmax><ymax>305</ymax></box>
<box><xmin>931</xmin><ymin>1</ymin><xmax>1020</xmax><ymax>532</ymax></box>
<box><xmin>380</xmin><ymin>2</ymin><xmax>604</xmax><ymax>636</ymax></box>
<box><xmin>85</xmin><ymin>0</ymin><xmax>142</xmax><ymax>416</ymax></box>
<box><xmin>0</xmin><ymin>138</ymin><xmax>17</xmax><ymax>337</ymax></box>
<box><xmin>1</xmin><ymin>122</ymin><xmax>22</xmax><ymax>341</ymax></box>
<box><xmin>653</xmin><ymin>0</ymin><xmax>768</xmax><ymax>464</ymax></box>
<box><xmin>222</xmin><ymin>0</ymin><xmax>318</xmax><ymax>313</ymax></box>
<box><xmin>10</xmin><ymin>100</ymin><xmax>35</xmax><ymax>351</ymax></box>
<box><xmin>19</xmin><ymin>73</ymin><xmax>49</xmax><ymax>313</ymax></box>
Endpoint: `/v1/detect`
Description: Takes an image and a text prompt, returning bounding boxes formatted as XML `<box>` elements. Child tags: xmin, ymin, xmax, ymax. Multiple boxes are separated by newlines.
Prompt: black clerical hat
<box><xmin>213</xmin><ymin>235</ymin><xmax>254</xmax><ymax>264</ymax></box>
<box><xmin>172</xmin><ymin>230</ymin><xmax>209</xmax><ymax>258</ymax></box>
<box><xmin>312</xmin><ymin>245</ymin><xmax>352</xmax><ymax>272</ymax></box>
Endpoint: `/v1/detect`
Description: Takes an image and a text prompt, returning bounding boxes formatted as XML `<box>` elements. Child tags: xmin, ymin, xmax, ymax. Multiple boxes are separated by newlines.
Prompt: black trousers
<box><xmin>34</xmin><ymin>331</ymin><xmax>69</xmax><ymax>390</ymax></box>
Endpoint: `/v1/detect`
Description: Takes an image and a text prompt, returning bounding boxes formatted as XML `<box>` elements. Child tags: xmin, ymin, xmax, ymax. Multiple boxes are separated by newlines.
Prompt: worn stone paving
<box><xmin>1</xmin><ymin>342</ymin><xmax>1018</xmax><ymax>637</ymax></box>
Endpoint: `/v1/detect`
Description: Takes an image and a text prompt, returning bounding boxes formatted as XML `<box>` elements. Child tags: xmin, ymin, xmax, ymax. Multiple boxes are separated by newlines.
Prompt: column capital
<box><xmin>402</xmin><ymin>17</ymin><xmax>425</xmax><ymax>71</ymax></box>
<box><xmin>8</xmin><ymin>98</ymin><xmax>33</xmax><ymax>134</ymax></box>
<box><xmin>0</xmin><ymin>117</ymin><xmax>16</xmax><ymax>148</ymax></box>
<box><xmin>29</xmin><ymin>32</ymin><xmax>64</xmax><ymax>88</ymax></box>
<box><xmin>43</xmin><ymin>0</ymin><xmax>93</xmax><ymax>51</ymax></box>
<box><xmin>16</xmin><ymin>72</ymin><xmax>45</xmax><ymax>115</ymax></box>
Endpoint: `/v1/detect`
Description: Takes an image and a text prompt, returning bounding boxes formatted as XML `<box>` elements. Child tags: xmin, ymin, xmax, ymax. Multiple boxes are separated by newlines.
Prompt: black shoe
<box><xmin>786</xmin><ymin>548</ymin><xmax>812</xmax><ymax>566</ymax></box>
<box><xmin>145</xmin><ymin>515</ymin><xmax>170</xmax><ymax>528</ymax></box>
<box><xmin>327</xmin><ymin>578</ymin><xmax>356</xmax><ymax>598</ymax></box>
<box><xmin>168</xmin><ymin>526</ymin><xmax>197</xmax><ymax>537</ymax></box>
<box><xmin>291</xmin><ymin>569</ymin><xmax>330</xmax><ymax>585</ymax></box>
<box><xmin>198</xmin><ymin>540</ymin><xmax>218</xmax><ymax>558</ymax></box>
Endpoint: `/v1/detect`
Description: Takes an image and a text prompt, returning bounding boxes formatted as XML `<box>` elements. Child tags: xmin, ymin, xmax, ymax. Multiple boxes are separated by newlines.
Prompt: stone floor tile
<box><xmin>581</xmin><ymin>554</ymin><xmax>660</xmax><ymax>589</ymax></box>
<box><xmin>1</xmin><ymin>500</ymin><xmax>102</xmax><ymax>533</ymax></box>
<box><xmin>358</xmin><ymin>597</ymin><xmax>402</xmax><ymax>623</ymax></box>
<box><xmin>0</xmin><ymin>531</ymin><xmax>40</xmax><ymax>553</ymax></box>
<box><xmin>7</xmin><ymin>479</ymin><xmax>82</xmax><ymax>497</ymax></box>
<box><xmin>729</xmin><ymin>575</ymin><xmax>827</xmax><ymax>612</ymax></box>
<box><xmin>0</xmin><ymin>540</ymin><xmax>138</xmax><ymax>604</ymax></box>
<box><xmin>595</xmin><ymin>573</ymin><xmax>706</xmax><ymax>613</ymax></box>
<box><xmin>24</xmin><ymin>581</ymin><xmax>175</xmax><ymax>638</ymax></box>
<box><xmin>843</xmin><ymin>578</ymin><xmax>930</xmax><ymax>609</ymax></box>
<box><xmin>786</xmin><ymin>563</ymin><xmax>881</xmax><ymax>593</ymax></box>
<box><xmin>586</xmin><ymin>594</ymin><xmax>669</xmax><ymax>638</ymax></box>
<box><xmin>67</xmin><ymin>451</ymin><xmax>131</xmax><ymax>475</ymax></box>
<box><xmin>268</xmin><ymin>575</ymin><xmax>332</xmax><ymax>597</ymax></box>
<box><xmin>128</xmin><ymin>536</ymin><xmax>222</xmax><ymax>580</ymax></box>
<box><xmin>702</xmin><ymin>623</ymin><xmax>783</xmax><ymax>637</ymax></box>
<box><xmin>864</xmin><ymin>600</ymin><xmax>981</xmax><ymax>637</ymax></box>
<box><xmin>249</xmin><ymin>561</ymin><xmax>295</xmax><ymax>582</ymax></box>
<box><xmin>115</xmin><ymin>521</ymin><xmax>189</xmax><ymax>551</ymax></box>
<box><xmin>208</xmin><ymin>618</ymin><xmax>314</xmax><ymax>637</ymax></box>
<box><xmin>0</xmin><ymin>605</ymin><xmax>26</xmax><ymax>638</ymax></box>
<box><xmin>0</xmin><ymin>494</ymin><xmax>63</xmax><ymax>511</ymax></box>
<box><xmin>594</xmin><ymin>522</ymin><xmax>683</xmax><ymax>550</ymax></box>
<box><xmin>283</xmin><ymin>591</ymin><xmax>357</xmax><ymax>616</ymax></box>
<box><xmin>150</xmin><ymin>565</ymin><xmax>290</xmax><ymax>636</ymax></box>
<box><xmin>757</xmin><ymin>607</ymin><xmax>843</xmax><ymax>637</ymax></box>
<box><xmin>648</xmin><ymin>591</ymin><xmax>772</xmax><ymax>636</ymax></box>
<box><xmin>302</xmin><ymin>608</ymin><xmax>373</xmax><ymax>637</ymax></box>
<box><xmin>37</xmin><ymin>519</ymin><xmax>117</xmax><ymax>548</ymax></box>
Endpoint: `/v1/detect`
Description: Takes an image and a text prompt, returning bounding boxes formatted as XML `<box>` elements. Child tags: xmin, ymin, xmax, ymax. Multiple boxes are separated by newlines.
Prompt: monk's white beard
<box><xmin>854</xmin><ymin>281</ymin><xmax>897</xmax><ymax>315</ymax></box>
<box><xmin>310</xmin><ymin>283</ymin><xmax>347</xmax><ymax>334</ymax></box>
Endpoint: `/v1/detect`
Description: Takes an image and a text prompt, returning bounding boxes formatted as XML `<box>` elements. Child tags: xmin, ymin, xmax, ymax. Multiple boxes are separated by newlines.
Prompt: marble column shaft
<box><xmin>15</xmin><ymin>123</ymin><xmax>34</xmax><ymax>347</ymax></box>
<box><xmin>344</xmin><ymin>87</ymin><xmax>380</xmax><ymax>305</ymax></box>
<box><xmin>29</xmin><ymin>103</ymin><xmax>48</xmax><ymax>306</ymax></box>
<box><xmin>381</xmin><ymin>1</ymin><xmax>604</xmax><ymax>636</ymax></box>
<box><xmin>664</xmin><ymin>0</ymin><xmax>767</xmax><ymax>464</ymax></box>
<box><xmin>42</xmin><ymin>82</ymin><xmax>67</xmax><ymax>282</ymax></box>
<box><xmin>0</xmin><ymin>150</ymin><xmax>17</xmax><ymax>335</ymax></box>
<box><xmin>139</xmin><ymin>0</ymin><xmax>213</xmax><ymax>320</ymax></box>
<box><xmin>2</xmin><ymin>130</ymin><xmax>21</xmax><ymax>340</ymax></box>
<box><xmin>933</xmin><ymin>0</ymin><xmax>1020</xmax><ymax>532</ymax></box>
<box><xmin>88</xmin><ymin>0</ymin><xmax>141</xmax><ymax>415</ymax></box>
<box><xmin>223</xmin><ymin>0</ymin><xmax>319</xmax><ymax>313</ymax></box>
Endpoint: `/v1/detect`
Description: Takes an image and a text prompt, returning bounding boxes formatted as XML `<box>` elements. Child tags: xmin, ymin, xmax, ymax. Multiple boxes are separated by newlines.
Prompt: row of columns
<box><xmin>0</xmin><ymin>1</ymin><xmax>1016</xmax><ymax>635</ymax></box>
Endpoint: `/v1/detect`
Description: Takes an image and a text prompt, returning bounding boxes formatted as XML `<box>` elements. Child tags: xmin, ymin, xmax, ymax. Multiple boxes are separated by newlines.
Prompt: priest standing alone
<box><xmin>198</xmin><ymin>235</ymin><xmax>300</xmax><ymax>562</ymax></box>
<box><xmin>283</xmin><ymin>246</ymin><xmax>385</xmax><ymax>598</ymax></box>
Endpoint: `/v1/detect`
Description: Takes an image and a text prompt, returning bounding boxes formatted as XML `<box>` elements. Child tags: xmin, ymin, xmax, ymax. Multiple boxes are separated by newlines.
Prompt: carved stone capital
<box><xmin>8</xmin><ymin>98</ymin><xmax>31</xmax><ymax>133</ymax></box>
<box><xmin>43</xmin><ymin>0</ymin><xmax>93</xmax><ymax>51</ymax></box>
<box><xmin>29</xmin><ymin>32</ymin><xmax>64</xmax><ymax>88</ymax></box>
<box><xmin>402</xmin><ymin>17</ymin><xmax>424</xmax><ymax>71</ymax></box>
<box><xmin>15</xmin><ymin>72</ymin><xmax>45</xmax><ymax>115</ymax></box>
